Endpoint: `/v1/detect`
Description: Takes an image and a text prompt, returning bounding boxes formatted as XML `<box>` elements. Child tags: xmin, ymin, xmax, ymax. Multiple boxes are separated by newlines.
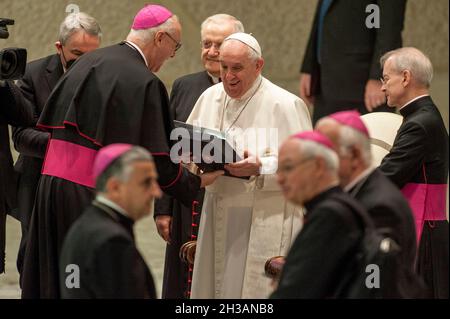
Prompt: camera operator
<box><xmin>11</xmin><ymin>12</ymin><xmax>101</xmax><ymax>279</ymax></box>
<box><xmin>0</xmin><ymin>18</ymin><xmax>34</xmax><ymax>274</ymax></box>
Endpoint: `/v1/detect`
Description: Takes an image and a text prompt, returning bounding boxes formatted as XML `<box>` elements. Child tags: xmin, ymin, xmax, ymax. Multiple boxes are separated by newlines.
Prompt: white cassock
<box><xmin>187</xmin><ymin>75</ymin><xmax>312</xmax><ymax>298</ymax></box>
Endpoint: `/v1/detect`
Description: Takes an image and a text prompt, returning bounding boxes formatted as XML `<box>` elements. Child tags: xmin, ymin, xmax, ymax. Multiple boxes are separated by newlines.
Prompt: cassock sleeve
<box><xmin>91</xmin><ymin>236</ymin><xmax>155</xmax><ymax>298</ymax></box>
<box><xmin>300</xmin><ymin>1</ymin><xmax>320</xmax><ymax>74</ymax></box>
<box><xmin>153</xmin><ymin>193</ymin><xmax>174</xmax><ymax>218</ymax></box>
<box><xmin>270</xmin><ymin>207</ymin><xmax>360</xmax><ymax>298</ymax></box>
<box><xmin>379</xmin><ymin>120</ymin><xmax>426</xmax><ymax>188</ymax></box>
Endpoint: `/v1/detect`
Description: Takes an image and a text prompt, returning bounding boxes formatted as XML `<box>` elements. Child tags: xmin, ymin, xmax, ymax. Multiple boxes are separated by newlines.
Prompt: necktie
<box><xmin>316</xmin><ymin>0</ymin><xmax>333</xmax><ymax>64</ymax></box>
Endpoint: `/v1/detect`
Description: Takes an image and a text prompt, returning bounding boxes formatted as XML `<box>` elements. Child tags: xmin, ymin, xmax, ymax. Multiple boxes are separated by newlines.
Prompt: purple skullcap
<box><xmin>291</xmin><ymin>131</ymin><xmax>334</xmax><ymax>150</ymax></box>
<box><xmin>328</xmin><ymin>110</ymin><xmax>370</xmax><ymax>137</ymax></box>
<box><xmin>132</xmin><ymin>4</ymin><xmax>173</xmax><ymax>30</ymax></box>
<box><xmin>93</xmin><ymin>144</ymin><xmax>133</xmax><ymax>180</ymax></box>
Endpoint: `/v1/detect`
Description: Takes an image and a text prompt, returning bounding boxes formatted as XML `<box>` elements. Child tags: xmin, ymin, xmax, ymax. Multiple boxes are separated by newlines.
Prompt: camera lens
<box><xmin>0</xmin><ymin>50</ymin><xmax>17</xmax><ymax>78</ymax></box>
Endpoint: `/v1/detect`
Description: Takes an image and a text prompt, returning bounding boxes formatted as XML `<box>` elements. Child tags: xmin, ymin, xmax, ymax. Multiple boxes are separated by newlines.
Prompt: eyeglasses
<box><xmin>276</xmin><ymin>157</ymin><xmax>314</xmax><ymax>175</ymax></box>
<box><xmin>164</xmin><ymin>32</ymin><xmax>182</xmax><ymax>52</ymax></box>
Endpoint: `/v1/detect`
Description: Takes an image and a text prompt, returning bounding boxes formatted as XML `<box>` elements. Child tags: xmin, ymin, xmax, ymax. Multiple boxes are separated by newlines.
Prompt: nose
<box><xmin>207</xmin><ymin>45</ymin><xmax>219</xmax><ymax>56</ymax></box>
<box><xmin>151</xmin><ymin>182</ymin><xmax>163</xmax><ymax>199</ymax></box>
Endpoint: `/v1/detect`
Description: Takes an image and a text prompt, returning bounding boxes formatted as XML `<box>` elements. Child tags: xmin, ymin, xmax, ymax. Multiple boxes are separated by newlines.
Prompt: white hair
<box><xmin>58</xmin><ymin>12</ymin><xmax>102</xmax><ymax>44</ymax></box>
<box><xmin>380</xmin><ymin>47</ymin><xmax>433</xmax><ymax>88</ymax></box>
<box><xmin>299</xmin><ymin>140</ymin><xmax>339</xmax><ymax>173</ymax></box>
<box><xmin>127</xmin><ymin>15</ymin><xmax>179</xmax><ymax>43</ymax></box>
<box><xmin>339</xmin><ymin>125</ymin><xmax>373</xmax><ymax>167</ymax></box>
<box><xmin>201</xmin><ymin>14</ymin><xmax>244</xmax><ymax>35</ymax></box>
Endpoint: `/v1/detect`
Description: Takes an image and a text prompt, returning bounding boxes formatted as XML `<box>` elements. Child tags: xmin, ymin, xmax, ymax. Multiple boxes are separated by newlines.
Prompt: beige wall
<box><xmin>1</xmin><ymin>0</ymin><xmax>448</xmax><ymax>126</ymax></box>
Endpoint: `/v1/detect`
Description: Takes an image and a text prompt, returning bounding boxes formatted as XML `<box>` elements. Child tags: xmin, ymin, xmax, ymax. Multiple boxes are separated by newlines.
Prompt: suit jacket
<box><xmin>0</xmin><ymin>80</ymin><xmax>35</xmax><ymax>273</ymax></box>
<box><xmin>13</xmin><ymin>54</ymin><xmax>62</xmax><ymax>174</ymax></box>
<box><xmin>59</xmin><ymin>202</ymin><xmax>156</xmax><ymax>298</ymax></box>
<box><xmin>301</xmin><ymin>0</ymin><xmax>406</xmax><ymax>102</ymax></box>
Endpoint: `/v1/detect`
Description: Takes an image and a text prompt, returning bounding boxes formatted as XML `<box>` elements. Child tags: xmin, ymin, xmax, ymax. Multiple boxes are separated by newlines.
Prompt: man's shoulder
<box><xmin>66</xmin><ymin>205</ymin><xmax>132</xmax><ymax>245</ymax></box>
<box><xmin>26</xmin><ymin>54</ymin><xmax>59</xmax><ymax>73</ymax></box>
<box><xmin>261</xmin><ymin>77</ymin><xmax>302</xmax><ymax>103</ymax></box>
<box><xmin>174</xmin><ymin>71</ymin><xmax>208</xmax><ymax>85</ymax></box>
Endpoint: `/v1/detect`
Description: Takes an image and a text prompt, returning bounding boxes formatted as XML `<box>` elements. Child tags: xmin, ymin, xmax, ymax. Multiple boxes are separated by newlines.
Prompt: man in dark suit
<box><xmin>379</xmin><ymin>47</ymin><xmax>448</xmax><ymax>299</ymax></box>
<box><xmin>270</xmin><ymin>131</ymin><xmax>365</xmax><ymax>298</ymax></box>
<box><xmin>12</xmin><ymin>12</ymin><xmax>101</xmax><ymax>278</ymax></box>
<box><xmin>316</xmin><ymin>110</ymin><xmax>420</xmax><ymax>297</ymax></box>
<box><xmin>154</xmin><ymin>14</ymin><xmax>244</xmax><ymax>298</ymax></box>
<box><xmin>60</xmin><ymin>144</ymin><xmax>161</xmax><ymax>298</ymax></box>
<box><xmin>0</xmin><ymin>80</ymin><xmax>35</xmax><ymax>274</ymax></box>
<box><xmin>299</xmin><ymin>0</ymin><xmax>407</xmax><ymax>124</ymax></box>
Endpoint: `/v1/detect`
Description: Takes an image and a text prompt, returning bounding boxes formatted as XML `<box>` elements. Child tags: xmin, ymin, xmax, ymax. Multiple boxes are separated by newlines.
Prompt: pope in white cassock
<box><xmin>187</xmin><ymin>33</ymin><xmax>312</xmax><ymax>298</ymax></box>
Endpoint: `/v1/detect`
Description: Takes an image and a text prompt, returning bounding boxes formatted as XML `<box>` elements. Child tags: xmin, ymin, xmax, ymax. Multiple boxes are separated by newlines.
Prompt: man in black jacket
<box><xmin>299</xmin><ymin>0</ymin><xmax>407</xmax><ymax>123</ymax></box>
<box><xmin>60</xmin><ymin>144</ymin><xmax>161</xmax><ymax>298</ymax></box>
<box><xmin>271</xmin><ymin>131</ymin><xmax>364</xmax><ymax>298</ymax></box>
<box><xmin>379</xmin><ymin>47</ymin><xmax>448</xmax><ymax>299</ymax></box>
<box><xmin>12</xmin><ymin>12</ymin><xmax>101</xmax><ymax>278</ymax></box>
<box><xmin>316</xmin><ymin>110</ymin><xmax>419</xmax><ymax>297</ymax></box>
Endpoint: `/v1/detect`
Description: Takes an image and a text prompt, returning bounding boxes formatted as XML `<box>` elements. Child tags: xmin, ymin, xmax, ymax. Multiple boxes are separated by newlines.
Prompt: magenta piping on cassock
<box><xmin>402</xmin><ymin>183</ymin><xmax>448</xmax><ymax>244</ymax></box>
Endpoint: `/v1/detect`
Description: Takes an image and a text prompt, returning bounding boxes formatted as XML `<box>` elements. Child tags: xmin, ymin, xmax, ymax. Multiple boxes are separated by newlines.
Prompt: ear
<box><xmin>55</xmin><ymin>41</ymin><xmax>62</xmax><ymax>53</ymax></box>
<box><xmin>105</xmin><ymin>176</ymin><xmax>121</xmax><ymax>195</ymax></box>
<box><xmin>154</xmin><ymin>31</ymin><xmax>165</xmax><ymax>47</ymax></box>
<box><xmin>255</xmin><ymin>57</ymin><xmax>265</xmax><ymax>72</ymax></box>
<box><xmin>402</xmin><ymin>69</ymin><xmax>412</xmax><ymax>88</ymax></box>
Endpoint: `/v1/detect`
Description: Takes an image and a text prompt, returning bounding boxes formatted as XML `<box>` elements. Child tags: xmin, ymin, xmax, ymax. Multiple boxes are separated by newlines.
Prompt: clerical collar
<box><xmin>399</xmin><ymin>94</ymin><xmax>429</xmax><ymax>112</ymax></box>
<box><xmin>124</xmin><ymin>40</ymin><xmax>148</xmax><ymax>67</ymax></box>
<box><xmin>344</xmin><ymin>166</ymin><xmax>375</xmax><ymax>193</ymax></box>
<box><xmin>207</xmin><ymin>72</ymin><xmax>221</xmax><ymax>84</ymax></box>
<box><xmin>96</xmin><ymin>194</ymin><xmax>130</xmax><ymax>219</ymax></box>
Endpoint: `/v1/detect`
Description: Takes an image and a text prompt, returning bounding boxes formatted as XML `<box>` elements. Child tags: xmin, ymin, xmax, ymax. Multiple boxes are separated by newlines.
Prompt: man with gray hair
<box><xmin>154</xmin><ymin>13</ymin><xmax>244</xmax><ymax>299</ymax></box>
<box><xmin>60</xmin><ymin>144</ymin><xmax>161</xmax><ymax>298</ymax></box>
<box><xmin>316</xmin><ymin>110</ymin><xmax>419</xmax><ymax>297</ymax></box>
<box><xmin>379</xmin><ymin>47</ymin><xmax>448</xmax><ymax>298</ymax></box>
<box><xmin>12</xmin><ymin>11</ymin><xmax>101</xmax><ymax>282</ymax></box>
<box><xmin>21</xmin><ymin>4</ymin><xmax>221</xmax><ymax>298</ymax></box>
<box><xmin>271</xmin><ymin>131</ymin><xmax>365</xmax><ymax>298</ymax></box>
<box><xmin>187</xmin><ymin>32</ymin><xmax>312</xmax><ymax>298</ymax></box>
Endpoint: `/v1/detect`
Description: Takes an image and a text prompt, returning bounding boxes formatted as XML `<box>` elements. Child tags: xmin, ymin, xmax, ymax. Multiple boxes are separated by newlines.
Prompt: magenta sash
<box><xmin>401</xmin><ymin>183</ymin><xmax>447</xmax><ymax>244</ymax></box>
<box><xmin>42</xmin><ymin>139</ymin><xmax>97</xmax><ymax>188</ymax></box>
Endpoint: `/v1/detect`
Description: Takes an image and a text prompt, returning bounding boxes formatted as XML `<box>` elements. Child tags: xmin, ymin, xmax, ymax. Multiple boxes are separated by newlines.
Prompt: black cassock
<box><xmin>348</xmin><ymin>168</ymin><xmax>419</xmax><ymax>297</ymax></box>
<box><xmin>155</xmin><ymin>71</ymin><xmax>214</xmax><ymax>298</ymax></box>
<box><xmin>60</xmin><ymin>202</ymin><xmax>156</xmax><ymax>298</ymax></box>
<box><xmin>21</xmin><ymin>42</ymin><xmax>201</xmax><ymax>298</ymax></box>
<box><xmin>380</xmin><ymin>96</ymin><xmax>449</xmax><ymax>299</ymax></box>
<box><xmin>270</xmin><ymin>187</ymin><xmax>364</xmax><ymax>298</ymax></box>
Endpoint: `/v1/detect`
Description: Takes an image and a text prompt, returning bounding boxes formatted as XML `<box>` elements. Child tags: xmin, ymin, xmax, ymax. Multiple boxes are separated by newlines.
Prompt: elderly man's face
<box><xmin>277</xmin><ymin>139</ymin><xmax>317</xmax><ymax>206</ymax></box>
<box><xmin>219</xmin><ymin>40</ymin><xmax>263</xmax><ymax>99</ymax></box>
<box><xmin>150</xmin><ymin>19</ymin><xmax>182</xmax><ymax>72</ymax></box>
<box><xmin>381</xmin><ymin>57</ymin><xmax>407</xmax><ymax>108</ymax></box>
<box><xmin>118</xmin><ymin>161</ymin><xmax>162</xmax><ymax>221</ymax></box>
<box><xmin>55</xmin><ymin>30</ymin><xmax>100</xmax><ymax>71</ymax></box>
<box><xmin>201</xmin><ymin>23</ymin><xmax>236</xmax><ymax>78</ymax></box>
